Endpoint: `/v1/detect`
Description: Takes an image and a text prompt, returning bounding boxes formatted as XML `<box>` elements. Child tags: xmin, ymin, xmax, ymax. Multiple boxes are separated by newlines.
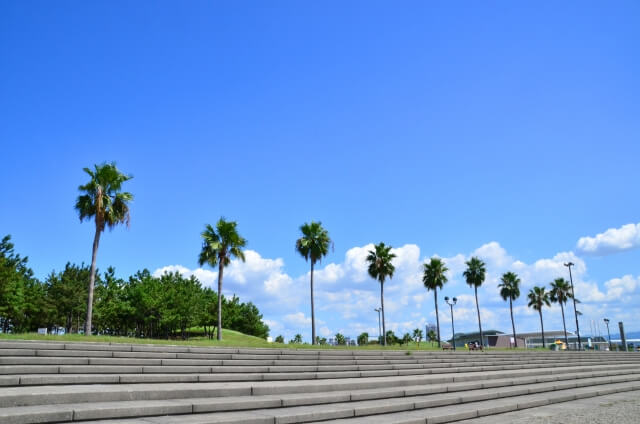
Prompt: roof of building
<box><xmin>517</xmin><ymin>331</ymin><xmax>575</xmax><ymax>338</ymax></box>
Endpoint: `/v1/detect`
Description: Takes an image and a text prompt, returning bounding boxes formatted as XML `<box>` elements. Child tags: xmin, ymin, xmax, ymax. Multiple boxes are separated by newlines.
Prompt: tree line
<box><xmin>0</xmin><ymin>235</ymin><xmax>269</xmax><ymax>339</ymax></box>
<box><xmin>6</xmin><ymin>162</ymin><xmax>583</xmax><ymax>347</ymax></box>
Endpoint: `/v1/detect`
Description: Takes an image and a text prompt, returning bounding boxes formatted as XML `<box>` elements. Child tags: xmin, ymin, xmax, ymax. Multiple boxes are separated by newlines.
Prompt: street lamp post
<box><xmin>564</xmin><ymin>262</ymin><xmax>582</xmax><ymax>350</ymax></box>
<box><xmin>374</xmin><ymin>308</ymin><xmax>382</xmax><ymax>344</ymax></box>
<box><xmin>604</xmin><ymin>318</ymin><xmax>612</xmax><ymax>351</ymax></box>
<box><xmin>444</xmin><ymin>296</ymin><xmax>457</xmax><ymax>351</ymax></box>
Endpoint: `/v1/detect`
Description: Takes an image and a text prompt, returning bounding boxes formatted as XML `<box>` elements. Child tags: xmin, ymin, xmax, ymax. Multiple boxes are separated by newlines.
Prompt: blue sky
<box><xmin>1</xmin><ymin>2</ymin><xmax>639</xmax><ymax>341</ymax></box>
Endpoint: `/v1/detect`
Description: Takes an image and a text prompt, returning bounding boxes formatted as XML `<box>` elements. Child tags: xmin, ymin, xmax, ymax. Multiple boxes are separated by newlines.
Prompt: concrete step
<box><xmin>321</xmin><ymin>381</ymin><xmax>640</xmax><ymax>424</ymax></box>
<box><xmin>1</xmin><ymin>341</ymin><xmax>636</xmax><ymax>360</ymax></box>
<box><xmin>0</xmin><ymin>358</ymin><xmax>637</xmax><ymax>385</ymax></box>
<box><xmin>2</xmin><ymin>350</ymin><xmax>636</xmax><ymax>367</ymax></box>
<box><xmin>30</xmin><ymin>378</ymin><xmax>637</xmax><ymax>424</ymax></box>
<box><xmin>2</xmin><ymin>358</ymin><xmax>637</xmax><ymax>387</ymax></box>
<box><xmin>0</xmin><ymin>370</ymin><xmax>637</xmax><ymax>424</ymax></box>
<box><xmin>2</xmin><ymin>363</ymin><xmax>637</xmax><ymax>408</ymax></box>
<box><xmin>4</xmin><ymin>347</ymin><xmax>635</xmax><ymax>366</ymax></box>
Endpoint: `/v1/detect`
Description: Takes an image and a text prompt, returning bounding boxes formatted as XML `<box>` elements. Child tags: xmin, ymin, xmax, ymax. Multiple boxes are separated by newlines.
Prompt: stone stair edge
<box><xmin>1</xmin><ymin>340</ymin><xmax>637</xmax><ymax>357</ymax></box>
<box><xmin>6</xmin><ymin>377</ymin><xmax>638</xmax><ymax>424</ymax></box>
<box><xmin>2</xmin><ymin>364</ymin><xmax>639</xmax><ymax>408</ymax></box>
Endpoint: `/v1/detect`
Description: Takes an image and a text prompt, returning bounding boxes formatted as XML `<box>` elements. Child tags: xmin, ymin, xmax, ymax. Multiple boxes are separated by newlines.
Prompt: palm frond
<box><xmin>366</xmin><ymin>242</ymin><xmax>396</xmax><ymax>284</ymax></box>
<box><xmin>295</xmin><ymin>221</ymin><xmax>332</xmax><ymax>264</ymax></box>
<box><xmin>198</xmin><ymin>218</ymin><xmax>246</xmax><ymax>269</ymax></box>
<box><xmin>423</xmin><ymin>257</ymin><xmax>448</xmax><ymax>291</ymax></box>
<box><xmin>75</xmin><ymin>162</ymin><xmax>134</xmax><ymax>231</ymax></box>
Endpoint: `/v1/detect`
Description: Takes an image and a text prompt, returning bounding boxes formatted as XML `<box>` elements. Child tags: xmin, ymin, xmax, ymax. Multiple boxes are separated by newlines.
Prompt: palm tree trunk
<box><xmin>217</xmin><ymin>262</ymin><xmax>224</xmax><ymax>341</ymax></box>
<box><xmin>380</xmin><ymin>282</ymin><xmax>386</xmax><ymax>346</ymax></box>
<box><xmin>85</xmin><ymin>227</ymin><xmax>101</xmax><ymax>336</ymax></box>
<box><xmin>475</xmin><ymin>286</ymin><xmax>483</xmax><ymax>346</ymax></box>
<box><xmin>510</xmin><ymin>298</ymin><xmax>517</xmax><ymax>348</ymax></box>
<box><xmin>539</xmin><ymin>309</ymin><xmax>545</xmax><ymax>348</ymax></box>
<box><xmin>310</xmin><ymin>261</ymin><xmax>316</xmax><ymax>345</ymax></box>
<box><xmin>561</xmin><ymin>302</ymin><xmax>568</xmax><ymax>346</ymax></box>
<box><xmin>434</xmin><ymin>288</ymin><xmax>441</xmax><ymax>348</ymax></box>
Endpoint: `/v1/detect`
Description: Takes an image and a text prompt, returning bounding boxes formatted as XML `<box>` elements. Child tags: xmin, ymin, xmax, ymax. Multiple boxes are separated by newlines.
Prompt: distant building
<box><xmin>515</xmin><ymin>331</ymin><xmax>613</xmax><ymax>350</ymax></box>
<box><xmin>446</xmin><ymin>330</ymin><xmax>524</xmax><ymax>348</ymax></box>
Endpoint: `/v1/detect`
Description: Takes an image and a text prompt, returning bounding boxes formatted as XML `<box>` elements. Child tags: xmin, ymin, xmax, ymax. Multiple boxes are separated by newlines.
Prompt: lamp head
<box><xmin>564</xmin><ymin>262</ymin><xmax>574</xmax><ymax>267</ymax></box>
<box><xmin>444</xmin><ymin>296</ymin><xmax>449</xmax><ymax>301</ymax></box>
<box><xmin>604</xmin><ymin>318</ymin><xmax>609</xmax><ymax>324</ymax></box>
<box><xmin>452</xmin><ymin>297</ymin><xmax>457</xmax><ymax>304</ymax></box>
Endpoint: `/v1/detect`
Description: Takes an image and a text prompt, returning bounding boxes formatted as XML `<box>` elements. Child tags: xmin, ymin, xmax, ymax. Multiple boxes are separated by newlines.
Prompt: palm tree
<box><xmin>498</xmin><ymin>271</ymin><xmax>521</xmax><ymax>348</ymax></box>
<box><xmin>366</xmin><ymin>242</ymin><xmax>396</xmax><ymax>346</ymax></box>
<box><xmin>427</xmin><ymin>329</ymin><xmax>437</xmax><ymax>347</ymax></box>
<box><xmin>198</xmin><ymin>218</ymin><xmax>247</xmax><ymax>341</ymax></box>
<box><xmin>528</xmin><ymin>286</ymin><xmax>551</xmax><ymax>348</ymax></box>
<box><xmin>463</xmin><ymin>256</ymin><xmax>487</xmax><ymax>347</ymax></box>
<box><xmin>422</xmin><ymin>257</ymin><xmax>448</xmax><ymax>348</ymax></box>
<box><xmin>295</xmin><ymin>221</ymin><xmax>332</xmax><ymax>345</ymax></box>
<box><xmin>75</xmin><ymin>162</ymin><xmax>133</xmax><ymax>335</ymax></box>
<box><xmin>413</xmin><ymin>328</ymin><xmax>423</xmax><ymax>347</ymax></box>
<box><xmin>550</xmin><ymin>278</ymin><xmax>573</xmax><ymax>347</ymax></box>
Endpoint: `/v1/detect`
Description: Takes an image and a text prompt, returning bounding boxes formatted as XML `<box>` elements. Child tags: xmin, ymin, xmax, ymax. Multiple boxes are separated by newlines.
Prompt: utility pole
<box><xmin>564</xmin><ymin>262</ymin><xmax>582</xmax><ymax>350</ymax></box>
<box><xmin>374</xmin><ymin>308</ymin><xmax>382</xmax><ymax>344</ymax></box>
<box><xmin>444</xmin><ymin>296</ymin><xmax>457</xmax><ymax>351</ymax></box>
<box><xmin>604</xmin><ymin>318</ymin><xmax>612</xmax><ymax>351</ymax></box>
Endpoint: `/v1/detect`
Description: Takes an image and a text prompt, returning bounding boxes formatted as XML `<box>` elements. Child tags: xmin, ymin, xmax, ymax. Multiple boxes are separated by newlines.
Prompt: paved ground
<box><xmin>458</xmin><ymin>391</ymin><xmax>640</xmax><ymax>423</ymax></box>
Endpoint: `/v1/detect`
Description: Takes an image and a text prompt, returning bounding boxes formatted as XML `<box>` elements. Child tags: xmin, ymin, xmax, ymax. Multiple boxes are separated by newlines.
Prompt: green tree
<box><xmin>335</xmin><ymin>333</ymin><xmax>346</xmax><ymax>345</ymax></box>
<box><xmin>549</xmin><ymin>278</ymin><xmax>573</xmax><ymax>347</ymax></box>
<box><xmin>357</xmin><ymin>332</ymin><xmax>369</xmax><ymax>346</ymax></box>
<box><xmin>94</xmin><ymin>267</ymin><xmax>130</xmax><ymax>336</ymax></box>
<box><xmin>45</xmin><ymin>263</ymin><xmax>91</xmax><ymax>333</ymax></box>
<box><xmin>125</xmin><ymin>269</ymin><xmax>163</xmax><ymax>338</ymax></box>
<box><xmin>198</xmin><ymin>287</ymin><xmax>218</xmax><ymax>339</ymax></box>
<box><xmin>22</xmin><ymin>278</ymin><xmax>50</xmax><ymax>332</ymax></box>
<box><xmin>463</xmin><ymin>257</ymin><xmax>487</xmax><ymax>347</ymax></box>
<box><xmin>75</xmin><ymin>162</ymin><xmax>133</xmax><ymax>335</ymax></box>
<box><xmin>295</xmin><ymin>221</ymin><xmax>332</xmax><ymax>345</ymax></box>
<box><xmin>499</xmin><ymin>271</ymin><xmax>521</xmax><ymax>348</ymax></box>
<box><xmin>275</xmin><ymin>335</ymin><xmax>284</xmax><ymax>344</ymax></box>
<box><xmin>159</xmin><ymin>272</ymin><xmax>202</xmax><ymax>339</ymax></box>
<box><xmin>385</xmin><ymin>330</ymin><xmax>398</xmax><ymax>345</ymax></box>
<box><xmin>198</xmin><ymin>218</ymin><xmax>247</xmax><ymax>341</ymax></box>
<box><xmin>527</xmin><ymin>286</ymin><xmax>551</xmax><ymax>348</ymax></box>
<box><xmin>366</xmin><ymin>242</ymin><xmax>396</xmax><ymax>346</ymax></box>
<box><xmin>427</xmin><ymin>329</ymin><xmax>437</xmax><ymax>346</ymax></box>
<box><xmin>290</xmin><ymin>333</ymin><xmax>303</xmax><ymax>344</ymax></box>
<box><xmin>0</xmin><ymin>235</ymin><xmax>31</xmax><ymax>332</ymax></box>
<box><xmin>402</xmin><ymin>333</ymin><xmax>412</xmax><ymax>345</ymax></box>
<box><xmin>412</xmin><ymin>328</ymin><xmax>423</xmax><ymax>347</ymax></box>
<box><xmin>223</xmin><ymin>295</ymin><xmax>269</xmax><ymax>339</ymax></box>
<box><xmin>423</xmin><ymin>257</ymin><xmax>448</xmax><ymax>348</ymax></box>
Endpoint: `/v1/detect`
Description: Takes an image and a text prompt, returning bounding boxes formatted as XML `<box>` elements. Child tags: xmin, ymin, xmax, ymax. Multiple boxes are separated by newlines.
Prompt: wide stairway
<box><xmin>0</xmin><ymin>341</ymin><xmax>639</xmax><ymax>424</ymax></box>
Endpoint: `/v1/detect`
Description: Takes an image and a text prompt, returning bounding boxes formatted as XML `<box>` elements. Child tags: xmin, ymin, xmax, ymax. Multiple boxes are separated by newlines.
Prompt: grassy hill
<box><xmin>0</xmin><ymin>330</ymin><xmax>447</xmax><ymax>350</ymax></box>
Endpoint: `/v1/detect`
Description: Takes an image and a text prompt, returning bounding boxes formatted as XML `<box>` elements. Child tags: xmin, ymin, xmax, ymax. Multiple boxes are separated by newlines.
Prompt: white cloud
<box><xmin>153</xmin><ymin>241</ymin><xmax>640</xmax><ymax>342</ymax></box>
<box><xmin>283</xmin><ymin>312</ymin><xmax>312</xmax><ymax>326</ymax></box>
<box><xmin>153</xmin><ymin>265</ymin><xmax>217</xmax><ymax>286</ymax></box>
<box><xmin>577</xmin><ymin>223</ymin><xmax>640</xmax><ymax>255</ymax></box>
<box><xmin>605</xmin><ymin>275</ymin><xmax>639</xmax><ymax>300</ymax></box>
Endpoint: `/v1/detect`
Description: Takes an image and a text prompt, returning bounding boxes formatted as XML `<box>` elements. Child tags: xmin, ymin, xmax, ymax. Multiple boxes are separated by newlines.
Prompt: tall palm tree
<box><xmin>198</xmin><ymin>218</ymin><xmax>247</xmax><ymax>341</ymax></box>
<box><xmin>366</xmin><ymin>242</ymin><xmax>396</xmax><ymax>346</ymax></box>
<box><xmin>295</xmin><ymin>221</ymin><xmax>332</xmax><ymax>345</ymax></box>
<box><xmin>498</xmin><ymin>271</ymin><xmax>521</xmax><ymax>348</ymax></box>
<box><xmin>75</xmin><ymin>162</ymin><xmax>133</xmax><ymax>336</ymax></box>
<box><xmin>550</xmin><ymin>278</ymin><xmax>573</xmax><ymax>347</ymax></box>
<box><xmin>528</xmin><ymin>286</ymin><xmax>551</xmax><ymax>348</ymax></box>
<box><xmin>463</xmin><ymin>256</ymin><xmax>487</xmax><ymax>346</ymax></box>
<box><xmin>423</xmin><ymin>257</ymin><xmax>448</xmax><ymax>348</ymax></box>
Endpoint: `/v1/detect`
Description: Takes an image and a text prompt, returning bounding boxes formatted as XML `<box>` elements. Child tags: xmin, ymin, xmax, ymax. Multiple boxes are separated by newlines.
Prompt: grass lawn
<box><xmin>0</xmin><ymin>330</ymin><xmax>457</xmax><ymax>351</ymax></box>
